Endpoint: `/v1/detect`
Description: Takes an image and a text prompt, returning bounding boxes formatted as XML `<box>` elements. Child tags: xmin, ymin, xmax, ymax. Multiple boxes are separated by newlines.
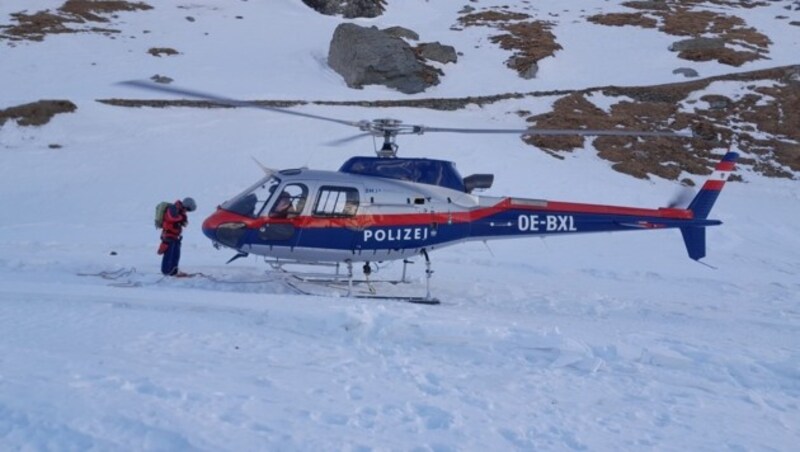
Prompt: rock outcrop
<box><xmin>301</xmin><ymin>0</ymin><xmax>385</xmax><ymax>18</ymax></box>
<box><xmin>328</xmin><ymin>23</ymin><xmax>441</xmax><ymax>94</ymax></box>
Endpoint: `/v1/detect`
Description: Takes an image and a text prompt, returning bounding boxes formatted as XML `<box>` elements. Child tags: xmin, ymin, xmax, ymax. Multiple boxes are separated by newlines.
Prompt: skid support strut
<box><xmin>421</xmin><ymin>249</ymin><xmax>434</xmax><ymax>302</ymax></box>
<box><xmin>401</xmin><ymin>259</ymin><xmax>412</xmax><ymax>283</ymax></box>
<box><xmin>325</xmin><ymin>258</ymin><xmax>438</xmax><ymax>305</ymax></box>
<box><xmin>363</xmin><ymin>262</ymin><xmax>376</xmax><ymax>294</ymax></box>
<box><xmin>346</xmin><ymin>260</ymin><xmax>353</xmax><ymax>297</ymax></box>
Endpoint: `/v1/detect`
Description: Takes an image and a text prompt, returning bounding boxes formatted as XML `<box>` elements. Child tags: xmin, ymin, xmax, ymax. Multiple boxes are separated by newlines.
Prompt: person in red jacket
<box><xmin>158</xmin><ymin>197</ymin><xmax>197</xmax><ymax>276</ymax></box>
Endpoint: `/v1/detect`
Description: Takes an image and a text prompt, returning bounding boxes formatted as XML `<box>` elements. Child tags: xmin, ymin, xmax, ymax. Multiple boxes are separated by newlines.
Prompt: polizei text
<box><xmin>363</xmin><ymin>227</ymin><xmax>429</xmax><ymax>242</ymax></box>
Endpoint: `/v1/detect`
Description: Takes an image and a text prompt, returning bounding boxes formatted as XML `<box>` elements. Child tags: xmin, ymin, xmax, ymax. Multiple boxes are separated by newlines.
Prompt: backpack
<box><xmin>154</xmin><ymin>201</ymin><xmax>171</xmax><ymax>229</ymax></box>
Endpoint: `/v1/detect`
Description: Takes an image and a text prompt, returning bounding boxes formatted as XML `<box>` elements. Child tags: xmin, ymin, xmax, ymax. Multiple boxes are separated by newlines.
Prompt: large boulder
<box><xmin>328</xmin><ymin>23</ymin><xmax>440</xmax><ymax>94</ymax></box>
<box><xmin>301</xmin><ymin>0</ymin><xmax>385</xmax><ymax>18</ymax></box>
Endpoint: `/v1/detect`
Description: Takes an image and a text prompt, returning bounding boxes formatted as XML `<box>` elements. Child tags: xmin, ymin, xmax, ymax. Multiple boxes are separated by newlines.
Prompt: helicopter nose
<box><xmin>202</xmin><ymin>209</ymin><xmax>249</xmax><ymax>248</ymax></box>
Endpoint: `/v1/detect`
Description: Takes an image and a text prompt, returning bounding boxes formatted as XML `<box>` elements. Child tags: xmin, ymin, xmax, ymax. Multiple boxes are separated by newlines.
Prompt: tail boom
<box><xmin>467</xmin><ymin>152</ymin><xmax>738</xmax><ymax>262</ymax></box>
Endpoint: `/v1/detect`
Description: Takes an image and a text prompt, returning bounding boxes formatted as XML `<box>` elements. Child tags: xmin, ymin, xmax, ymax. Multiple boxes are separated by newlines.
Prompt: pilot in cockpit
<box><xmin>270</xmin><ymin>191</ymin><xmax>293</xmax><ymax>218</ymax></box>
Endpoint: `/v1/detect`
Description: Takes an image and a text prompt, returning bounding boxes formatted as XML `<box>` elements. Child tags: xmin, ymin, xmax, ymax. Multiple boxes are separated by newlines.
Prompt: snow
<box><xmin>1</xmin><ymin>0</ymin><xmax>800</xmax><ymax>450</ymax></box>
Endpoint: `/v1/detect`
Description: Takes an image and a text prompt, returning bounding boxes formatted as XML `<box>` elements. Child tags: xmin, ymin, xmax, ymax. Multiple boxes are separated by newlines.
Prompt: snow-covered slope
<box><xmin>1</xmin><ymin>1</ymin><xmax>798</xmax><ymax>450</ymax></box>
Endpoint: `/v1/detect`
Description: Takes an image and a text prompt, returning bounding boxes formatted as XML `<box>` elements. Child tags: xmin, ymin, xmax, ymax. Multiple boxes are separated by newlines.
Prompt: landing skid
<box><xmin>273</xmin><ymin>252</ymin><xmax>440</xmax><ymax>305</ymax></box>
<box><xmin>284</xmin><ymin>277</ymin><xmax>440</xmax><ymax>305</ymax></box>
<box><xmin>352</xmin><ymin>294</ymin><xmax>440</xmax><ymax>305</ymax></box>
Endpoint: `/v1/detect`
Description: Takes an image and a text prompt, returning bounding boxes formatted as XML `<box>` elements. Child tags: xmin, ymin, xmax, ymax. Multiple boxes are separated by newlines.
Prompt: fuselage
<box><xmin>202</xmin><ymin>158</ymin><xmax>717</xmax><ymax>264</ymax></box>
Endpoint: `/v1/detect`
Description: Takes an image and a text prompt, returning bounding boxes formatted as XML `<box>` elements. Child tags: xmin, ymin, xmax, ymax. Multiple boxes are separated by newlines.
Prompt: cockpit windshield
<box><xmin>221</xmin><ymin>176</ymin><xmax>281</xmax><ymax>218</ymax></box>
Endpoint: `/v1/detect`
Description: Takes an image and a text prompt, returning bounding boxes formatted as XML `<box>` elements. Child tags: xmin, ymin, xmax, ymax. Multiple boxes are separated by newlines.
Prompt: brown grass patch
<box><xmin>0</xmin><ymin>1</ymin><xmax>151</xmax><ymax>42</ymax></box>
<box><xmin>660</xmin><ymin>9</ymin><xmax>728</xmax><ymax>36</ymax></box>
<box><xmin>587</xmin><ymin>12</ymin><xmax>658</xmax><ymax>28</ymax></box>
<box><xmin>589</xmin><ymin>2</ymin><xmax>771</xmax><ymax>66</ymax></box>
<box><xmin>457</xmin><ymin>9</ymin><xmax>560</xmax><ymax>77</ymax></box>
<box><xmin>663</xmin><ymin>8</ymin><xmax>771</xmax><ymax>65</ymax></box>
<box><xmin>524</xmin><ymin>66</ymin><xmax>800</xmax><ymax>180</ymax></box>
<box><xmin>622</xmin><ymin>1</ymin><xmax>671</xmax><ymax>11</ymax></box>
<box><xmin>678</xmin><ymin>48</ymin><xmax>761</xmax><ymax>67</ymax></box>
<box><xmin>457</xmin><ymin>11</ymin><xmax>531</xmax><ymax>27</ymax></box>
<box><xmin>489</xmin><ymin>22</ymin><xmax>561</xmax><ymax>76</ymax></box>
<box><xmin>60</xmin><ymin>0</ymin><xmax>152</xmax><ymax>22</ymax></box>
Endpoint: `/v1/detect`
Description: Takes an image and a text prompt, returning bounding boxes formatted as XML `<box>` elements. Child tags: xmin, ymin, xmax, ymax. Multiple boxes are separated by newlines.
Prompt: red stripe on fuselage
<box><xmin>202</xmin><ymin>209</ymin><xmax>249</xmax><ymax>230</ymax></box>
<box><xmin>205</xmin><ymin>196</ymin><xmax>693</xmax><ymax>231</ymax></box>
<box><xmin>533</xmin><ymin>201</ymin><xmax>693</xmax><ymax>219</ymax></box>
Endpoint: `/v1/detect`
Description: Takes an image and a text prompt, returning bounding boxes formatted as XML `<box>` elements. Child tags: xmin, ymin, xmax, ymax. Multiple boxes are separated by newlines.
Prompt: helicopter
<box><xmin>121</xmin><ymin>81</ymin><xmax>738</xmax><ymax>303</ymax></box>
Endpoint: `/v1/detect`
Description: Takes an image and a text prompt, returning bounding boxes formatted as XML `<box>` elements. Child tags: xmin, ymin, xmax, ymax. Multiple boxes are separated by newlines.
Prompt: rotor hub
<box><xmin>361</xmin><ymin>119</ymin><xmax>408</xmax><ymax>158</ymax></box>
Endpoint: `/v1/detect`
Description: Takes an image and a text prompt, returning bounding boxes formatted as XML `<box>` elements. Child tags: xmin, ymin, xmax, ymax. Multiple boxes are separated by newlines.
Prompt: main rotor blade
<box><xmin>324</xmin><ymin>132</ymin><xmax>374</xmax><ymax>147</ymax></box>
<box><xmin>116</xmin><ymin>81</ymin><xmax>694</xmax><ymax>142</ymax></box>
<box><xmin>118</xmin><ymin>80</ymin><xmax>364</xmax><ymax>128</ymax></box>
<box><xmin>420</xmin><ymin>126</ymin><xmax>693</xmax><ymax>138</ymax></box>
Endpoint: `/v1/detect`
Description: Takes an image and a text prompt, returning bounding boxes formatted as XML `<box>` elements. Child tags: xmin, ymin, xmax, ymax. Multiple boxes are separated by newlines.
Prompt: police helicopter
<box><xmin>121</xmin><ymin>81</ymin><xmax>738</xmax><ymax>304</ymax></box>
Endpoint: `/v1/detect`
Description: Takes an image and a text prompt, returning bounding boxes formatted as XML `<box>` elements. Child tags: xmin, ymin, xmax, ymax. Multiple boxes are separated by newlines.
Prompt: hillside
<box><xmin>3</xmin><ymin>1</ymin><xmax>798</xmax><ymax>180</ymax></box>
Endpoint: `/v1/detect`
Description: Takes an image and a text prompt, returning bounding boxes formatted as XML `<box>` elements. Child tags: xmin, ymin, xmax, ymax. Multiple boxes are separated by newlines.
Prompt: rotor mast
<box><xmin>372</xmin><ymin>119</ymin><xmax>402</xmax><ymax>158</ymax></box>
<box><xmin>378</xmin><ymin>130</ymin><xmax>398</xmax><ymax>158</ymax></box>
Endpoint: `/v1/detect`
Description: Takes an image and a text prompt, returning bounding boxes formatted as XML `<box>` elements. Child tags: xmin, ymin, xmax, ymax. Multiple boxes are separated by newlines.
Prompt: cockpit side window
<box><xmin>313</xmin><ymin>186</ymin><xmax>359</xmax><ymax>217</ymax></box>
<box><xmin>223</xmin><ymin>176</ymin><xmax>281</xmax><ymax>218</ymax></box>
<box><xmin>268</xmin><ymin>183</ymin><xmax>308</xmax><ymax>218</ymax></box>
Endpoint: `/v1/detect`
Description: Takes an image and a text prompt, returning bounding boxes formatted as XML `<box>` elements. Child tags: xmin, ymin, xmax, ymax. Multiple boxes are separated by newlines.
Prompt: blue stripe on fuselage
<box><xmin>243</xmin><ymin>223</ymin><xmax>470</xmax><ymax>252</ymax></box>
<box><xmin>239</xmin><ymin>209</ymin><xmax>711</xmax><ymax>253</ymax></box>
<box><xmin>471</xmin><ymin>209</ymin><xmax>708</xmax><ymax>238</ymax></box>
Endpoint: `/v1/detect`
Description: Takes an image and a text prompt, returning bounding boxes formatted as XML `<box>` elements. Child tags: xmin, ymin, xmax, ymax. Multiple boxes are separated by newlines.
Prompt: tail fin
<box><xmin>687</xmin><ymin>151</ymin><xmax>739</xmax><ymax>219</ymax></box>
<box><xmin>680</xmin><ymin>226</ymin><xmax>707</xmax><ymax>260</ymax></box>
<box><xmin>680</xmin><ymin>151</ymin><xmax>738</xmax><ymax>260</ymax></box>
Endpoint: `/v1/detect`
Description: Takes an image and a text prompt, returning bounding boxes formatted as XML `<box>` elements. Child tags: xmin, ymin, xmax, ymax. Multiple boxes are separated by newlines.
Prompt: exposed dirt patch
<box><xmin>457</xmin><ymin>9</ymin><xmax>561</xmax><ymax>78</ymax></box>
<box><xmin>0</xmin><ymin>1</ymin><xmax>152</xmax><ymax>43</ymax></box>
<box><xmin>0</xmin><ymin>100</ymin><xmax>77</xmax><ymax>127</ymax></box>
<box><xmin>589</xmin><ymin>1</ymin><xmax>771</xmax><ymax>66</ymax></box>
